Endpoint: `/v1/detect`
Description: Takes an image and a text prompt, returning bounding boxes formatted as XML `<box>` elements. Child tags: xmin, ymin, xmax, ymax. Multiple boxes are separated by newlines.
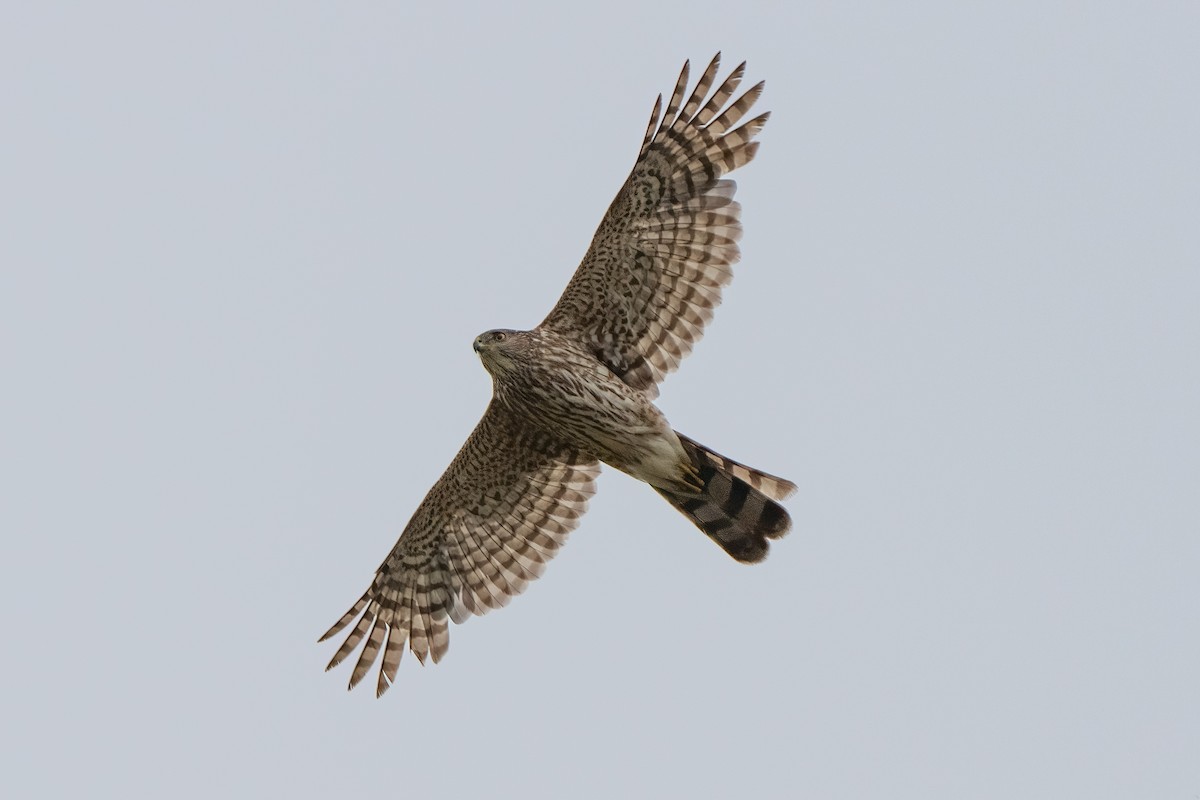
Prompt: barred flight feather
<box><xmin>542</xmin><ymin>53</ymin><xmax>770</xmax><ymax>399</ymax></box>
<box><xmin>320</xmin><ymin>402</ymin><xmax>598</xmax><ymax>694</ymax></box>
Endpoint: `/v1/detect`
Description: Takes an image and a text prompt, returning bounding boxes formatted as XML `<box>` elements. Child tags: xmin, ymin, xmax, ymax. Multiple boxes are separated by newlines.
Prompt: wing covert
<box><xmin>540</xmin><ymin>54</ymin><xmax>769</xmax><ymax>397</ymax></box>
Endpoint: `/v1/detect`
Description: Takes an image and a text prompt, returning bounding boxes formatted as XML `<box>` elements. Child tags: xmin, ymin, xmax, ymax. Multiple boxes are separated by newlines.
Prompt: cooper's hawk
<box><xmin>322</xmin><ymin>54</ymin><xmax>795</xmax><ymax>695</ymax></box>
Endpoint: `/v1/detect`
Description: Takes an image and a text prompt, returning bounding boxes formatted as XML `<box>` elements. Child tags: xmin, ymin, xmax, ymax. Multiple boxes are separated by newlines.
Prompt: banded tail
<box><xmin>656</xmin><ymin>433</ymin><xmax>797</xmax><ymax>563</ymax></box>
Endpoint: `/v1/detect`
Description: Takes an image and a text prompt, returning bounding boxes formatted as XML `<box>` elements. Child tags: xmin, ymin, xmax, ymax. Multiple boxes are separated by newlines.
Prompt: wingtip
<box><xmin>317</xmin><ymin>621</ymin><xmax>340</xmax><ymax>643</ymax></box>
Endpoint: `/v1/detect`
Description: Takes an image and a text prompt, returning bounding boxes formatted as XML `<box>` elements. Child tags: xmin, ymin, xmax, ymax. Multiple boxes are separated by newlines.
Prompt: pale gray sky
<box><xmin>3</xmin><ymin>2</ymin><xmax>1198</xmax><ymax>798</ymax></box>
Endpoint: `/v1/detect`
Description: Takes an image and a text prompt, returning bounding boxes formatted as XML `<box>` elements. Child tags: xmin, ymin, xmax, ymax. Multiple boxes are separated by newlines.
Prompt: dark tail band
<box><xmin>656</xmin><ymin>433</ymin><xmax>796</xmax><ymax>563</ymax></box>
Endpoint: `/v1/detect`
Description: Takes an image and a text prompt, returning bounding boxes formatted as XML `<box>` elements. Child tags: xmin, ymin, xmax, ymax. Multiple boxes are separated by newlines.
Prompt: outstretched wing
<box><xmin>320</xmin><ymin>402</ymin><xmax>599</xmax><ymax>696</ymax></box>
<box><xmin>540</xmin><ymin>54</ymin><xmax>769</xmax><ymax>398</ymax></box>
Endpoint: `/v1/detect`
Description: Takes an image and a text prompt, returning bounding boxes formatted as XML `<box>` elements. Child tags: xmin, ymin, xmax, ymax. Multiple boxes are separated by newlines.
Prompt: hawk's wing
<box><xmin>539</xmin><ymin>54</ymin><xmax>768</xmax><ymax>398</ymax></box>
<box><xmin>320</xmin><ymin>402</ymin><xmax>599</xmax><ymax>695</ymax></box>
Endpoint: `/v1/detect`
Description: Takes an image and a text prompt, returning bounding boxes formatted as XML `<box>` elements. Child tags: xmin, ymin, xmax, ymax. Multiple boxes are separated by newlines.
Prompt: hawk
<box><xmin>322</xmin><ymin>54</ymin><xmax>795</xmax><ymax>695</ymax></box>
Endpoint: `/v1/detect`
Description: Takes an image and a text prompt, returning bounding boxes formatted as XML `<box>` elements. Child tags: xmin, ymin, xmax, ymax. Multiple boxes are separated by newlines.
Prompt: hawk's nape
<box><xmin>322</xmin><ymin>55</ymin><xmax>791</xmax><ymax>695</ymax></box>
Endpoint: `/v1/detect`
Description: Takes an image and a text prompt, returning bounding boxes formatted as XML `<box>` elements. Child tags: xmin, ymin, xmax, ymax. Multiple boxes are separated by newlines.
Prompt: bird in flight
<box><xmin>322</xmin><ymin>54</ymin><xmax>795</xmax><ymax>695</ymax></box>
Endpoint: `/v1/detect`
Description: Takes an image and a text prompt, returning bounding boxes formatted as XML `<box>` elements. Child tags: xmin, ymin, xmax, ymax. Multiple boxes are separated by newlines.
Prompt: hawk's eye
<box><xmin>493</xmin><ymin>331</ymin><xmax>506</xmax><ymax>342</ymax></box>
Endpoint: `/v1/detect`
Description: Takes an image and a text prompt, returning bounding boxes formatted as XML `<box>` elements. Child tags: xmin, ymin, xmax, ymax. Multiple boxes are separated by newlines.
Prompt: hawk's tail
<box><xmin>655</xmin><ymin>433</ymin><xmax>797</xmax><ymax>563</ymax></box>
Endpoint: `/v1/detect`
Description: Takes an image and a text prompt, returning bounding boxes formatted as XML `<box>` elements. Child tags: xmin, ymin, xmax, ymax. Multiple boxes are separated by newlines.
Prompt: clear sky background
<box><xmin>3</xmin><ymin>2</ymin><xmax>1197</xmax><ymax>798</ymax></box>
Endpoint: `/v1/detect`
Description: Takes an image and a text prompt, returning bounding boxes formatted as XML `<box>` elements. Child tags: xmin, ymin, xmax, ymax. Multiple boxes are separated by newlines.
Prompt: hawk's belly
<box><xmin>503</xmin><ymin>352</ymin><xmax>691</xmax><ymax>492</ymax></box>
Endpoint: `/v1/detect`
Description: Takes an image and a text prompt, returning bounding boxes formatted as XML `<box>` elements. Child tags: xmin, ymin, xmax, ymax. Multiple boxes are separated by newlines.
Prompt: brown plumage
<box><xmin>322</xmin><ymin>54</ymin><xmax>793</xmax><ymax>695</ymax></box>
<box><xmin>656</xmin><ymin>434</ymin><xmax>796</xmax><ymax>563</ymax></box>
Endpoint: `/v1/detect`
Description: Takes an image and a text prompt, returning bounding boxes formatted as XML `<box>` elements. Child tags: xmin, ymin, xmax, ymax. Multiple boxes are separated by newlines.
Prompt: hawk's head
<box><xmin>473</xmin><ymin>328</ymin><xmax>531</xmax><ymax>377</ymax></box>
